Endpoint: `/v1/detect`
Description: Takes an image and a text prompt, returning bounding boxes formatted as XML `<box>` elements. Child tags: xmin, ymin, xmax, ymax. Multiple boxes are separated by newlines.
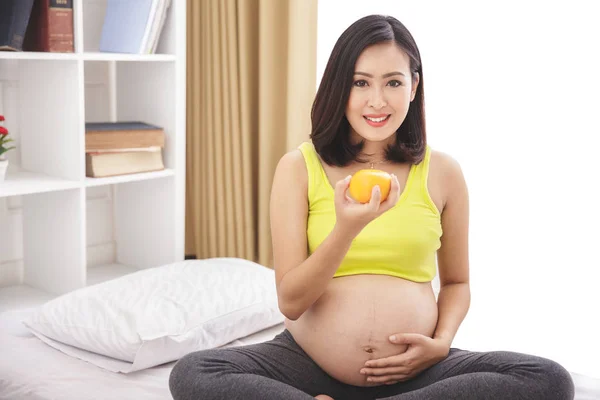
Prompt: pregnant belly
<box><xmin>285</xmin><ymin>274</ymin><xmax>439</xmax><ymax>387</ymax></box>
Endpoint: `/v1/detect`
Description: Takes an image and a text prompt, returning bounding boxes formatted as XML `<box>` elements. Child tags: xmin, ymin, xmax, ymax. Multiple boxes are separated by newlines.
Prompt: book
<box><xmin>23</xmin><ymin>0</ymin><xmax>74</xmax><ymax>53</ymax></box>
<box><xmin>85</xmin><ymin>121</ymin><xmax>163</xmax><ymax>132</ymax></box>
<box><xmin>146</xmin><ymin>0</ymin><xmax>171</xmax><ymax>54</ymax></box>
<box><xmin>86</xmin><ymin>148</ymin><xmax>164</xmax><ymax>178</ymax></box>
<box><xmin>85</xmin><ymin>121</ymin><xmax>165</xmax><ymax>152</ymax></box>
<box><xmin>0</xmin><ymin>0</ymin><xmax>35</xmax><ymax>51</ymax></box>
<box><xmin>99</xmin><ymin>0</ymin><xmax>170</xmax><ymax>54</ymax></box>
<box><xmin>139</xmin><ymin>0</ymin><xmax>160</xmax><ymax>54</ymax></box>
<box><xmin>86</xmin><ymin>146</ymin><xmax>162</xmax><ymax>153</ymax></box>
<box><xmin>99</xmin><ymin>0</ymin><xmax>154</xmax><ymax>54</ymax></box>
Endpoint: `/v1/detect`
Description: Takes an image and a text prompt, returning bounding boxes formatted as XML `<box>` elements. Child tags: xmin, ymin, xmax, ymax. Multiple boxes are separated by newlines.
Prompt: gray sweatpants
<box><xmin>169</xmin><ymin>329</ymin><xmax>574</xmax><ymax>400</ymax></box>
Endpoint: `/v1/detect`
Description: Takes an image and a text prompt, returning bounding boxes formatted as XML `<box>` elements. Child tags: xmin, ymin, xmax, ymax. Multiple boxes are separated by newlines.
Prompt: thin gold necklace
<box><xmin>368</xmin><ymin>160</ymin><xmax>387</xmax><ymax>169</ymax></box>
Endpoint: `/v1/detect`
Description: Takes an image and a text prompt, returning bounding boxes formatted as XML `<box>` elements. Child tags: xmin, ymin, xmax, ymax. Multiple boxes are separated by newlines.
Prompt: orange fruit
<box><xmin>348</xmin><ymin>169</ymin><xmax>392</xmax><ymax>203</ymax></box>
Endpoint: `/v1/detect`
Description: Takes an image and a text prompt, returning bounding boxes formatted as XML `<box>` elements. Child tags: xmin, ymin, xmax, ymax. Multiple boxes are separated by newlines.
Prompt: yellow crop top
<box><xmin>298</xmin><ymin>141</ymin><xmax>442</xmax><ymax>283</ymax></box>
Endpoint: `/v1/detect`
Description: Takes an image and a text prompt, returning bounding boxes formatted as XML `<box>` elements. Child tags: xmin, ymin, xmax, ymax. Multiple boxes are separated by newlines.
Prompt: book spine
<box><xmin>47</xmin><ymin>0</ymin><xmax>74</xmax><ymax>52</ymax></box>
<box><xmin>0</xmin><ymin>0</ymin><xmax>36</xmax><ymax>51</ymax></box>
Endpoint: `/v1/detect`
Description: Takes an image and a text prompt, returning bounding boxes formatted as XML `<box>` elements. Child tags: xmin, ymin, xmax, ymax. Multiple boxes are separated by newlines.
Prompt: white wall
<box><xmin>318</xmin><ymin>0</ymin><xmax>599</xmax><ymax>379</ymax></box>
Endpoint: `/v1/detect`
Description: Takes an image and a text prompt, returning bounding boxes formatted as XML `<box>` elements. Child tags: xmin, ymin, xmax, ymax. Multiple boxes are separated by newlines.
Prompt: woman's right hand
<box><xmin>333</xmin><ymin>173</ymin><xmax>401</xmax><ymax>236</ymax></box>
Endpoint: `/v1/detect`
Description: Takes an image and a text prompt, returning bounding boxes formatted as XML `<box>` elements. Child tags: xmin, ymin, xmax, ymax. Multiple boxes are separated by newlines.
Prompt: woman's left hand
<box><xmin>360</xmin><ymin>333</ymin><xmax>450</xmax><ymax>384</ymax></box>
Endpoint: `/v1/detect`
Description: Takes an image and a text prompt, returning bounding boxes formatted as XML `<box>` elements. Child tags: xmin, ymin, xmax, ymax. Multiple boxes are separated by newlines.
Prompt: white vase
<box><xmin>0</xmin><ymin>159</ymin><xmax>8</xmax><ymax>182</ymax></box>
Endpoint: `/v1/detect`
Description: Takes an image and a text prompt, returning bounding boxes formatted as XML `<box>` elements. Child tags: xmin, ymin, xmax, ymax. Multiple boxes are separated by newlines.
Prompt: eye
<box><xmin>353</xmin><ymin>79</ymin><xmax>368</xmax><ymax>87</ymax></box>
<box><xmin>387</xmin><ymin>80</ymin><xmax>402</xmax><ymax>87</ymax></box>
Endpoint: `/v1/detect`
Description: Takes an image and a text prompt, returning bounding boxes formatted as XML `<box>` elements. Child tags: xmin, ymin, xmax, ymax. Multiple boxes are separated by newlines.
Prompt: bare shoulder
<box><xmin>270</xmin><ymin>148</ymin><xmax>309</xmax><ymax>221</ymax></box>
<box><xmin>276</xmin><ymin>148</ymin><xmax>307</xmax><ymax>172</ymax></box>
<box><xmin>428</xmin><ymin>148</ymin><xmax>468</xmax><ymax>208</ymax></box>
<box><xmin>429</xmin><ymin>149</ymin><xmax>462</xmax><ymax>176</ymax></box>
<box><xmin>270</xmin><ymin>148</ymin><xmax>310</xmax><ymax>281</ymax></box>
<box><xmin>272</xmin><ymin>148</ymin><xmax>308</xmax><ymax>191</ymax></box>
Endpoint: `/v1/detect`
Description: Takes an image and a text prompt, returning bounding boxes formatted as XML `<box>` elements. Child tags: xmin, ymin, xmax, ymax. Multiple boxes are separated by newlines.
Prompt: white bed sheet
<box><xmin>1</xmin><ymin>309</ymin><xmax>599</xmax><ymax>400</ymax></box>
<box><xmin>0</xmin><ymin>308</ymin><xmax>286</xmax><ymax>400</ymax></box>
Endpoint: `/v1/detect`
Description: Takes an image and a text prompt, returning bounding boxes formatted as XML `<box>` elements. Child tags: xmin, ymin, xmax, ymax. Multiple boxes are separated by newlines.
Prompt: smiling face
<box><xmin>346</xmin><ymin>42</ymin><xmax>419</xmax><ymax>147</ymax></box>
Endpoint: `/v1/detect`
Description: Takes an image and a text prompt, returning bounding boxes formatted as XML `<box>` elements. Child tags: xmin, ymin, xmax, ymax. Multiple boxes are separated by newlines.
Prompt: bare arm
<box><xmin>432</xmin><ymin>152</ymin><xmax>471</xmax><ymax>348</ymax></box>
<box><xmin>270</xmin><ymin>151</ymin><xmax>354</xmax><ymax>320</ymax></box>
<box><xmin>275</xmin><ymin>224</ymin><xmax>356</xmax><ymax>321</ymax></box>
<box><xmin>270</xmin><ymin>149</ymin><xmax>400</xmax><ymax>321</ymax></box>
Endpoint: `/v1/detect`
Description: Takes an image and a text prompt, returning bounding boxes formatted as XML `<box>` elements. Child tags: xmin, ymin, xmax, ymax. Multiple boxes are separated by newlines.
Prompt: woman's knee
<box><xmin>533</xmin><ymin>357</ymin><xmax>575</xmax><ymax>400</ymax></box>
<box><xmin>169</xmin><ymin>350</ymin><xmax>224</xmax><ymax>400</ymax></box>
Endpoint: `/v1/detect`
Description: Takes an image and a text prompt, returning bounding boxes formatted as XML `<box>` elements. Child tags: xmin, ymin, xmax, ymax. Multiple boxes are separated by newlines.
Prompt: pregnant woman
<box><xmin>169</xmin><ymin>14</ymin><xmax>574</xmax><ymax>400</ymax></box>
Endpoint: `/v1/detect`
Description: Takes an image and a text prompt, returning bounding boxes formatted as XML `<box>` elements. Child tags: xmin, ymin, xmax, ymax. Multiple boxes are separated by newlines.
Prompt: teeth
<box><xmin>365</xmin><ymin>116</ymin><xmax>388</xmax><ymax>122</ymax></box>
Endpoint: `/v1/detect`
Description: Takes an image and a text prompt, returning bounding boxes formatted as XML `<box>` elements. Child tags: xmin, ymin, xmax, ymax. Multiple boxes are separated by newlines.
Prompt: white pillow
<box><xmin>22</xmin><ymin>257</ymin><xmax>285</xmax><ymax>373</ymax></box>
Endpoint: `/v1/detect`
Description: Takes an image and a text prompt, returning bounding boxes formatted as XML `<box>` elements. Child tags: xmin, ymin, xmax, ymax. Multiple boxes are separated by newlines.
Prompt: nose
<box><xmin>368</xmin><ymin>87</ymin><xmax>387</xmax><ymax>109</ymax></box>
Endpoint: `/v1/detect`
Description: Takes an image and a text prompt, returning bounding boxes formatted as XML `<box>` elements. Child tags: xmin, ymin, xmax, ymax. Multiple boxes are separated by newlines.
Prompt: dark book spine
<box><xmin>0</xmin><ymin>0</ymin><xmax>36</xmax><ymax>51</ymax></box>
<box><xmin>23</xmin><ymin>0</ymin><xmax>74</xmax><ymax>53</ymax></box>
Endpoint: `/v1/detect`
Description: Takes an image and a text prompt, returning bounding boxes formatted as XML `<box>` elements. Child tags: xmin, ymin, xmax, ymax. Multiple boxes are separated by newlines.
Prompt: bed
<box><xmin>2</xmin><ymin>308</ymin><xmax>600</xmax><ymax>399</ymax></box>
<box><xmin>0</xmin><ymin>307</ymin><xmax>286</xmax><ymax>400</ymax></box>
<box><xmin>2</xmin><ymin>308</ymin><xmax>599</xmax><ymax>400</ymax></box>
<box><xmin>2</xmin><ymin>255</ymin><xmax>599</xmax><ymax>400</ymax></box>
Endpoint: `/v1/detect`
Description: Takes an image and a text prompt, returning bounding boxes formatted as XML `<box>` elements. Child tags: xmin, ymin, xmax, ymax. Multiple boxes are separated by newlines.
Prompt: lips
<box><xmin>363</xmin><ymin>114</ymin><xmax>391</xmax><ymax>127</ymax></box>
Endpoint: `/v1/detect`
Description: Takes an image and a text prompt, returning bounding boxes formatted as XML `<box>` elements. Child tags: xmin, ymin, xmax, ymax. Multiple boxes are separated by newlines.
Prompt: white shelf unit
<box><xmin>0</xmin><ymin>51</ymin><xmax>175</xmax><ymax>62</ymax></box>
<box><xmin>0</xmin><ymin>0</ymin><xmax>186</xmax><ymax>313</ymax></box>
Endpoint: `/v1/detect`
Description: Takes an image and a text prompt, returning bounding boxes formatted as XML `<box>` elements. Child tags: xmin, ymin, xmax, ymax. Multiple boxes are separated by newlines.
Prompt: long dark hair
<box><xmin>311</xmin><ymin>15</ymin><xmax>426</xmax><ymax>166</ymax></box>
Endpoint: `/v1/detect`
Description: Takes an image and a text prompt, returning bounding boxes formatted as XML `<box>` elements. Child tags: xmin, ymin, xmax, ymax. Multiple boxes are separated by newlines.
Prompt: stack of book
<box><xmin>85</xmin><ymin>122</ymin><xmax>165</xmax><ymax>178</ymax></box>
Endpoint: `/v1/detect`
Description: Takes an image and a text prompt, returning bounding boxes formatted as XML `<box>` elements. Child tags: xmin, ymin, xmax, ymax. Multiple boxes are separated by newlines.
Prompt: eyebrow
<box><xmin>354</xmin><ymin>71</ymin><xmax>406</xmax><ymax>78</ymax></box>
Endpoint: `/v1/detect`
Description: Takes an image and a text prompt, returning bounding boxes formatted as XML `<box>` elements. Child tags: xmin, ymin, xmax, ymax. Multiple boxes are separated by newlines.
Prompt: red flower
<box><xmin>0</xmin><ymin>126</ymin><xmax>7</xmax><ymax>135</ymax></box>
<box><xmin>0</xmin><ymin>115</ymin><xmax>5</xmax><ymax>121</ymax></box>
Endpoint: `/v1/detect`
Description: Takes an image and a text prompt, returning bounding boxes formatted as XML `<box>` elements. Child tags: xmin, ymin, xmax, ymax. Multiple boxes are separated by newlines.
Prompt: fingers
<box><xmin>390</xmin><ymin>333</ymin><xmax>426</xmax><ymax>345</ymax></box>
<box><xmin>368</xmin><ymin>184</ymin><xmax>381</xmax><ymax>211</ymax></box>
<box><xmin>365</xmin><ymin>352</ymin><xmax>413</xmax><ymax>369</ymax></box>
<box><xmin>380</xmin><ymin>173</ymin><xmax>400</xmax><ymax>209</ymax></box>
<box><xmin>334</xmin><ymin>175</ymin><xmax>352</xmax><ymax>206</ymax></box>
<box><xmin>391</xmin><ymin>173</ymin><xmax>400</xmax><ymax>199</ymax></box>
<box><xmin>366</xmin><ymin>373</ymin><xmax>410</xmax><ymax>383</ymax></box>
<box><xmin>345</xmin><ymin>193</ymin><xmax>358</xmax><ymax>204</ymax></box>
<box><xmin>365</xmin><ymin>357</ymin><xmax>393</xmax><ymax>368</ymax></box>
<box><xmin>361</xmin><ymin>366</ymin><xmax>406</xmax><ymax>376</ymax></box>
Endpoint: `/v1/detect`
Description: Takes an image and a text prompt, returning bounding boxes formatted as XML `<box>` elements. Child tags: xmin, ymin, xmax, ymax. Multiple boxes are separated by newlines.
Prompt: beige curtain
<box><xmin>185</xmin><ymin>0</ymin><xmax>318</xmax><ymax>267</ymax></box>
